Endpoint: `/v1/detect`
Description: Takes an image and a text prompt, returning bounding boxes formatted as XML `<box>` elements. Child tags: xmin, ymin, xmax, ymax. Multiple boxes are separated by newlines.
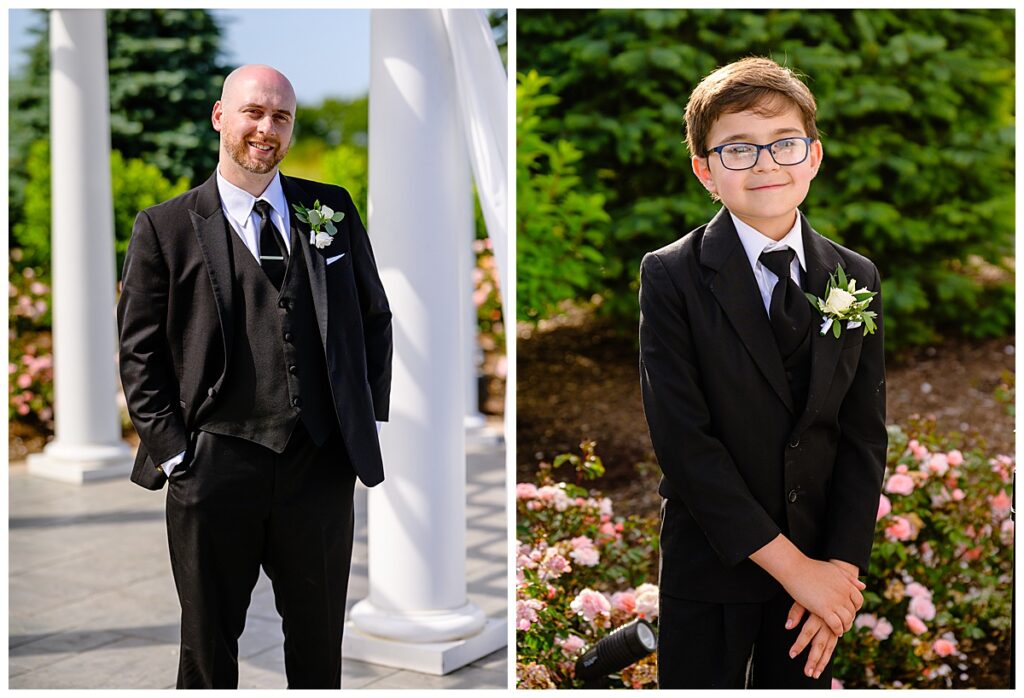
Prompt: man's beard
<box><xmin>224</xmin><ymin>131</ymin><xmax>288</xmax><ymax>174</ymax></box>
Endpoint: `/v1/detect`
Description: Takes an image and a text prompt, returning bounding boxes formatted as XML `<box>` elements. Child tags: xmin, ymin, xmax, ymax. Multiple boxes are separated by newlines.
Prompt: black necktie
<box><xmin>254</xmin><ymin>200</ymin><xmax>288</xmax><ymax>290</ymax></box>
<box><xmin>759</xmin><ymin>248</ymin><xmax>811</xmax><ymax>358</ymax></box>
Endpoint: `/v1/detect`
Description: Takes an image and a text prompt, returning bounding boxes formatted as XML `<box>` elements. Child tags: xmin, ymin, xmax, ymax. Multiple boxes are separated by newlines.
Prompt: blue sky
<box><xmin>8</xmin><ymin>9</ymin><xmax>370</xmax><ymax>104</ymax></box>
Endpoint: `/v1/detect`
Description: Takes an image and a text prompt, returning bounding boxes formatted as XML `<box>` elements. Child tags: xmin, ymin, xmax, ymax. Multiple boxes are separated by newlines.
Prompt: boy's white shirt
<box><xmin>730</xmin><ymin>210</ymin><xmax>807</xmax><ymax>315</ymax></box>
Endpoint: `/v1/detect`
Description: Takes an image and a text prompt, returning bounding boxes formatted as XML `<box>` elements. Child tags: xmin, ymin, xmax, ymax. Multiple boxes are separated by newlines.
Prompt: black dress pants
<box><xmin>658</xmin><ymin>588</ymin><xmax>833</xmax><ymax>689</ymax></box>
<box><xmin>165</xmin><ymin>423</ymin><xmax>356</xmax><ymax>689</ymax></box>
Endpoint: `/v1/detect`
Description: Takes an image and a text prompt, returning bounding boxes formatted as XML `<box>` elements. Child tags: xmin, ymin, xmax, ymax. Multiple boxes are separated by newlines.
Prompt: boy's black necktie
<box><xmin>759</xmin><ymin>248</ymin><xmax>811</xmax><ymax>358</ymax></box>
<box><xmin>254</xmin><ymin>200</ymin><xmax>288</xmax><ymax>290</ymax></box>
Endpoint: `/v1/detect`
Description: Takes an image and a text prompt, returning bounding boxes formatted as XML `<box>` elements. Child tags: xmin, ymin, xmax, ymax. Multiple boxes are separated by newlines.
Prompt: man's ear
<box><xmin>692</xmin><ymin>155</ymin><xmax>718</xmax><ymax>196</ymax></box>
<box><xmin>808</xmin><ymin>139</ymin><xmax>824</xmax><ymax>178</ymax></box>
<box><xmin>211</xmin><ymin>100</ymin><xmax>223</xmax><ymax>132</ymax></box>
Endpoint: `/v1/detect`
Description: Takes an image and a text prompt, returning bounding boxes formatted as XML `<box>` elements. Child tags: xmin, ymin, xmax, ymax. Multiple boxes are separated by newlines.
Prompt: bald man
<box><xmin>117</xmin><ymin>65</ymin><xmax>392</xmax><ymax>688</ymax></box>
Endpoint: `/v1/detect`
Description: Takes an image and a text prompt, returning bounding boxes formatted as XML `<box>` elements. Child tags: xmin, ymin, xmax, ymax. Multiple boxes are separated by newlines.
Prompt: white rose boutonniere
<box><xmin>292</xmin><ymin>200</ymin><xmax>345</xmax><ymax>249</ymax></box>
<box><xmin>805</xmin><ymin>266</ymin><xmax>878</xmax><ymax>339</ymax></box>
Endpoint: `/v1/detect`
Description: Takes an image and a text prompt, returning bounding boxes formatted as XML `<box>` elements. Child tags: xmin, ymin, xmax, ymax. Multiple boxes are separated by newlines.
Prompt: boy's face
<box><xmin>692</xmin><ymin>104</ymin><xmax>822</xmax><ymax>240</ymax></box>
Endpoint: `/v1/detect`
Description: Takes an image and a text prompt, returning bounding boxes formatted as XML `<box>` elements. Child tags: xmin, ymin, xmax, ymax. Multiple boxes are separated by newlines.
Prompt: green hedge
<box><xmin>517</xmin><ymin>9</ymin><xmax>1014</xmax><ymax>348</ymax></box>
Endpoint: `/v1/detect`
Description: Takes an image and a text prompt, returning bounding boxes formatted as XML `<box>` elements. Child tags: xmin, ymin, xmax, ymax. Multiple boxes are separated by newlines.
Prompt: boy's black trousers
<box><xmin>658</xmin><ymin>588</ymin><xmax>833</xmax><ymax>689</ymax></box>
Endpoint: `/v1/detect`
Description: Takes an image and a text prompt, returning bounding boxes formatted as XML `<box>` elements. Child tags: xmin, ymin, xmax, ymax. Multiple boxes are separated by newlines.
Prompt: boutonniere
<box><xmin>805</xmin><ymin>266</ymin><xmax>878</xmax><ymax>338</ymax></box>
<box><xmin>292</xmin><ymin>200</ymin><xmax>345</xmax><ymax>249</ymax></box>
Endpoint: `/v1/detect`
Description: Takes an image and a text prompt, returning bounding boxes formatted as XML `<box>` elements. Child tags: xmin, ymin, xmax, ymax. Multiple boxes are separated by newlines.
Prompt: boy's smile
<box><xmin>693</xmin><ymin>105</ymin><xmax>823</xmax><ymax>241</ymax></box>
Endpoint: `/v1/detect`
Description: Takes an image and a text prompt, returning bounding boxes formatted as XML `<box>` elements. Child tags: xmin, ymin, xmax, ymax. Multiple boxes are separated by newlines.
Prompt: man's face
<box><xmin>212</xmin><ymin>72</ymin><xmax>295</xmax><ymax>176</ymax></box>
<box><xmin>692</xmin><ymin>103</ymin><xmax>822</xmax><ymax>237</ymax></box>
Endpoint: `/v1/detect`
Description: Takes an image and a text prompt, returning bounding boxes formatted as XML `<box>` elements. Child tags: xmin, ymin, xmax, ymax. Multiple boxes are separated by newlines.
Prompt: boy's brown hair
<box><xmin>684</xmin><ymin>57</ymin><xmax>818</xmax><ymax>158</ymax></box>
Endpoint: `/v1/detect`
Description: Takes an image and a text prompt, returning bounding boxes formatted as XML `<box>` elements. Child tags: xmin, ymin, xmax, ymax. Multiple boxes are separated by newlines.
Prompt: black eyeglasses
<box><xmin>707</xmin><ymin>137</ymin><xmax>814</xmax><ymax>171</ymax></box>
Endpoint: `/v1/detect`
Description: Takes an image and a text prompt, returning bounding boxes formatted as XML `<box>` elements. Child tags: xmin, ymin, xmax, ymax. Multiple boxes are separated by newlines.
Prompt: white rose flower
<box><xmin>314</xmin><ymin>232</ymin><xmax>334</xmax><ymax>249</ymax></box>
<box><xmin>824</xmin><ymin>287</ymin><xmax>856</xmax><ymax>315</ymax></box>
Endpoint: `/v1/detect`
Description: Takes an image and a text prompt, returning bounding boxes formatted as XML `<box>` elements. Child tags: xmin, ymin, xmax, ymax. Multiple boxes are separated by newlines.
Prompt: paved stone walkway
<box><xmin>9</xmin><ymin>428</ymin><xmax>508</xmax><ymax>689</ymax></box>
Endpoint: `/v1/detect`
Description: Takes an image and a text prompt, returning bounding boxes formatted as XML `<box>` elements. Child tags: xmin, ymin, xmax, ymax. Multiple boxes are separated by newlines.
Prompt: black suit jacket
<box><xmin>639</xmin><ymin>208</ymin><xmax>887</xmax><ymax>603</ymax></box>
<box><xmin>117</xmin><ymin>172</ymin><xmax>392</xmax><ymax>490</ymax></box>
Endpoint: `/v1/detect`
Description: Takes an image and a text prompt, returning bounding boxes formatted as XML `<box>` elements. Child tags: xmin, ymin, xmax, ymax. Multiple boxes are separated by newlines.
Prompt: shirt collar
<box><xmin>215</xmin><ymin>168</ymin><xmax>288</xmax><ymax>229</ymax></box>
<box><xmin>730</xmin><ymin>210</ymin><xmax>806</xmax><ymax>273</ymax></box>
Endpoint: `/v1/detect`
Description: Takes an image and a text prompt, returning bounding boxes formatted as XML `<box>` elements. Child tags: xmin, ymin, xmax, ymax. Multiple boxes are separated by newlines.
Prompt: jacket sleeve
<box><xmin>343</xmin><ymin>191</ymin><xmax>393</xmax><ymax>421</ymax></box>
<box><xmin>639</xmin><ymin>252</ymin><xmax>781</xmax><ymax>567</ymax></box>
<box><xmin>823</xmin><ymin>264</ymin><xmax>888</xmax><ymax>573</ymax></box>
<box><xmin>116</xmin><ymin>210</ymin><xmax>188</xmax><ymax>465</ymax></box>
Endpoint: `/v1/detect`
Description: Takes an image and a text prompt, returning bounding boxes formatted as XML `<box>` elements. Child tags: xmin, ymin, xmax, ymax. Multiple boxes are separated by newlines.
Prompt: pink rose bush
<box><xmin>835</xmin><ymin>422</ymin><xmax>1013</xmax><ymax>688</ymax></box>
<box><xmin>8</xmin><ymin>262</ymin><xmax>55</xmax><ymax>430</ymax></box>
<box><xmin>516</xmin><ymin>443</ymin><xmax>660</xmax><ymax>688</ymax></box>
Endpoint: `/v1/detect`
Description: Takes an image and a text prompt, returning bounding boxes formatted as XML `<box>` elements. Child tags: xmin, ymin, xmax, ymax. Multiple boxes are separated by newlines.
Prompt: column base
<box><xmin>342</xmin><ymin>616</ymin><xmax>506</xmax><ymax>675</ymax></box>
<box><xmin>27</xmin><ymin>441</ymin><xmax>134</xmax><ymax>484</ymax></box>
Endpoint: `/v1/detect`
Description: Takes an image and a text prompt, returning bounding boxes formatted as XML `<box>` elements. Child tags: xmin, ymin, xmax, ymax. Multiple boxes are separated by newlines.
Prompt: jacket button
<box><xmin>284</xmin><ymin>332</ymin><xmax>293</xmax><ymax>342</ymax></box>
<box><xmin>788</xmin><ymin>489</ymin><xmax>798</xmax><ymax>503</ymax></box>
<box><xmin>789</xmin><ymin>438</ymin><xmax>800</xmax><ymax>449</ymax></box>
<box><xmin>292</xmin><ymin>396</ymin><xmax>302</xmax><ymax>408</ymax></box>
<box><xmin>279</xmin><ymin>298</ymin><xmax>290</xmax><ymax>309</ymax></box>
<box><xmin>207</xmin><ymin>387</ymin><xmax>217</xmax><ymax>398</ymax></box>
<box><xmin>289</xmin><ymin>364</ymin><xmax>298</xmax><ymax>375</ymax></box>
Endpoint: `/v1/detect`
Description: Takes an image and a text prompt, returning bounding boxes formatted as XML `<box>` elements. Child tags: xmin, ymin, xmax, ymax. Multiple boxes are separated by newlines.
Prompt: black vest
<box><xmin>202</xmin><ymin>224</ymin><xmax>336</xmax><ymax>452</ymax></box>
<box><xmin>781</xmin><ymin>315</ymin><xmax>812</xmax><ymax>420</ymax></box>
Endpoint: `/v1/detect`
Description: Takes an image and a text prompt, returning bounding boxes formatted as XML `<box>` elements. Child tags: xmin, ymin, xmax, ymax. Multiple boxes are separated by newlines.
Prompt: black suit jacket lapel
<box><xmin>281</xmin><ymin>175</ymin><xmax>329</xmax><ymax>350</ymax></box>
<box><xmin>793</xmin><ymin>212</ymin><xmax>848</xmax><ymax>436</ymax></box>
<box><xmin>701</xmin><ymin>208</ymin><xmax>795</xmax><ymax>414</ymax></box>
<box><xmin>190</xmin><ymin>173</ymin><xmax>234</xmax><ymax>406</ymax></box>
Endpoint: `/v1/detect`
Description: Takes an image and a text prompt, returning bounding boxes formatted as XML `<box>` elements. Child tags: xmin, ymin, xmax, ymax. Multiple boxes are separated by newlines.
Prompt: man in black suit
<box><xmin>117</xmin><ymin>64</ymin><xmax>392</xmax><ymax>688</ymax></box>
<box><xmin>640</xmin><ymin>58</ymin><xmax>886</xmax><ymax>688</ymax></box>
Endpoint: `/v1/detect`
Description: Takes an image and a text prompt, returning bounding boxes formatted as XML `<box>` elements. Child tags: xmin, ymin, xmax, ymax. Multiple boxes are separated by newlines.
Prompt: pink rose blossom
<box><xmin>854</xmin><ymin>613</ymin><xmax>877</xmax><ymax>630</ymax></box>
<box><xmin>933</xmin><ymin>638</ymin><xmax>957</xmax><ymax>657</ymax></box>
<box><xmin>885</xmin><ymin>473</ymin><xmax>915</xmax><ymax>496</ymax></box>
<box><xmin>908</xmin><ymin>595</ymin><xmax>936</xmax><ymax>621</ymax></box>
<box><xmin>885</xmin><ymin>516</ymin><xmax>913</xmax><ymax>541</ymax></box>
<box><xmin>876</xmin><ymin>494</ymin><xmax>892</xmax><ymax>521</ymax></box>
<box><xmin>611</xmin><ymin>591</ymin><xmax>637</xmax><ymax>615</ymax></box>
<box><xmin>990</xmin><ymin>489</ymin><xmax>1012</xmax><ymax>516</ymax></box>
<box><xmin>908</xmin><ymin>439</ymin><xmax>930</xmax><ymax>460</ymax></box>
<box><xmin>516</xmin><ymin>483</ymin><xmax>538</xmax><ymax>499</ymax></box>
<box><xmin>947</xmin><ymin>450</ymin><xmax>964</xmax><ymax>467</ymax></box>
<box><xmin>570</xmin><ymin>588</ymin><xmax>611</xmax><ymax>623</ymax></box>
<box><xmin>539</xmin><ymin>552</ymin><xmax>571</xmax><ymax>581</ymax></box>
<box><xmin>952</xmin><ymin>488</ymin><xmax>965</xmax><ymax>502</ymax></box>
<box><xmin>926</xmin><ymin>454</ymin><xmax>949</xmax><ymax>476</ymax></box>
<box><xmin>831</xmin><ymin>678</ymin><xmax>844</xmax><ymax>690</ymax></box>
<box><xmin>568</xmin><ymin>536</ymin><xmax>600</xmax><ymax>567</ymax></box>
<box><xmin>905</xmin><ymin>615</ymin><xmax>928</xmax><ymax>635</ymax></box>
<box><xmin>16</xmin><ymin>404</ymin><xmax>30</xmax><ymax>416</ymax></box>
<box><xmin>516</xmin><ymin>598</ymin><xmax>544</xmax><ymax>631</ymax></box>
<box><xmin>556</xmin><ymin>634</ymin><xmax>586</xmax><ymax>657</ymax></box>
<box><xmin>1001</xmin><ymin>519</ymin><xmax>1014</xmax><ymax>545</ymax></box>
<box><xmin>634</xmin><ymin>583</ymin><xmax>659</xmax><ymax>619</ymax></box>
<box><xmin>16</xmin><ymin>374</ymin><xmax>32</xmax><ymax>389</ymax></box>
<box><xmin>895</xmin><ymin>464</ymin><xmax>909</xmax><ymax>474</ymax></box>
<box><xmin>871</xmin><ymin>617</ymin><xmax>893</xmax><ymax>641</ymax></box>
<box><xmin>905</xmin><ymin>582</ymin><xmax>932</xmax><ymax>600</ymax></box>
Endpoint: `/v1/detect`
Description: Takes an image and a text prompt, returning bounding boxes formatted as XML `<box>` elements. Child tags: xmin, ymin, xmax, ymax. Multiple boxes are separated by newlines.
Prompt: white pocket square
<box><xmin>326</xmin><ymin>253</ymin><xmax>346</xmax><ymax>265</ymax></box>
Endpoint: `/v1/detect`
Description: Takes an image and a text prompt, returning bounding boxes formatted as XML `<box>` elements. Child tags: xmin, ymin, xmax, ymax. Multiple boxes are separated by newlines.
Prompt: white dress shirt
<box><xmin>159</xmin><ymin>170</ymin><xmax>380</xmax><ymax>478</ymax></box>
<box><xmin>730</xmin><ymin>211</ymin><xmax>806</xmax><ymax>315</ymax></box>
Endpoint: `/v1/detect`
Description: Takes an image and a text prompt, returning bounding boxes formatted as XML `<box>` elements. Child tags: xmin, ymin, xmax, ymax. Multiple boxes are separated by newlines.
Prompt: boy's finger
<box><xmin>785</xmin><ymin>601</ymin><xmax>806</xmax><ymax>630</ymax></box>
<box><xmin>815</xmin><ymin>634</ymin><xmax>838</xmax><ymax>678</ymax></box>
<box><xmin>805</xmin><ymin>636</ymin><xmax>826</xmax><ymax>677</ymax></box>
<box><xmin>788</xmin><ymin>616</ymin><xmax>818</xmax><ymax>658</ymax></box>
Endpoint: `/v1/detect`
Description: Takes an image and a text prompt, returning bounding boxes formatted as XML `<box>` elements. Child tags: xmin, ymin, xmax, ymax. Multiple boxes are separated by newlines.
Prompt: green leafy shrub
<box><xmin>517</xmin><ymin>70</ymin><xmax>611</xmax><ymax>322</ymax></box>
<box><xmin>517</xmin><ymin>9</ymin><xmax>1014</xmax><ymax>348</ymax></box>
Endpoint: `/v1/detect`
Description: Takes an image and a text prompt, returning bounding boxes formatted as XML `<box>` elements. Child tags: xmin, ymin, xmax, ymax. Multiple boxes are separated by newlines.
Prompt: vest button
<box><xmin>289</xmin><ymin>364</ymin><xmax>298</xmax><ymax>375</ymax></box>
<box><xmin>207</xmin><ymin>387</ymin><xmax>217</xmax><ymax>398</ymax></box>
<box><xmin>284</xmin><ymin>332</ymin><xmax>293</xmax><ymax>342</ymax></box>
<box><xmin>789</xmin><ymin>439</ymin><xmax>800</xmax><ymax>449</ymax></box>
<box><xmin>292</xmin><ymin>396</ymin><xmax>302</xmax><ymax>408</ymax></box>
<box><xmin>788</xmin><ymin>489</ymin><xmax>798</xmax><ymax>503</ymax></box>
<box><xmin>278</xmin><ymin>298</ymin><xmax>290</xmax><ymax>310</ymax></box>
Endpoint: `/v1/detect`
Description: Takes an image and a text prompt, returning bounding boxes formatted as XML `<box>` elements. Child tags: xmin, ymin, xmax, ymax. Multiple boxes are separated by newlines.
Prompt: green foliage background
<box><xmin>517</xmin><ymin>9</ymin><xmax>1015</xmax><ymax>348</ymax></box>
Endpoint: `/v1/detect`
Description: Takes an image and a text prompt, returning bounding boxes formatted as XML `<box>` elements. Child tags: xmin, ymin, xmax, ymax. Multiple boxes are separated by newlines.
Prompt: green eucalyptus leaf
<box><xmin>332</xmin><ymin>211</ymin><xmax>345</xmax><ymax>222</ymax></box>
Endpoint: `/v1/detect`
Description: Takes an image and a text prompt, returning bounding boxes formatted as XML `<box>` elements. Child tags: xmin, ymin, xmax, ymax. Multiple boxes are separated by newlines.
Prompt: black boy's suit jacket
<box><xmin>640</xmin><ymin>208</ymin><xmax>887</xmax><ymax>603</ymax></box>
<box><xmin>117</xmin><ymin>172</ymin><xmax>392</xmax><ymax>490</ymax></box>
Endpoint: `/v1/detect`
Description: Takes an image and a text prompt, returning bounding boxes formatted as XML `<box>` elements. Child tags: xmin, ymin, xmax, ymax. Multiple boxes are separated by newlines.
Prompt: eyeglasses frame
<box><xmin>706</xmin><ymin>136</ymin><xmax>815</xmax><ymax>171</ymax></box>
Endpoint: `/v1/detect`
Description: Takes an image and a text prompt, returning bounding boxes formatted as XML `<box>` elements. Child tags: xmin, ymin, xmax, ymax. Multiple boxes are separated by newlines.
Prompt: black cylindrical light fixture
<box><xmin>574</xmin><ymin>618</ymin><xmax>657</xmax><ymax>681</ymax></box>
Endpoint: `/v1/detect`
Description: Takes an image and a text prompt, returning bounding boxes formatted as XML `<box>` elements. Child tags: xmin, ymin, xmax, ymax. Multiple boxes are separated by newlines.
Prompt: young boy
<box><xmin>639</xmin><ymin>57</ymin><xmax>887</xmax><ymax>688</ymax></box>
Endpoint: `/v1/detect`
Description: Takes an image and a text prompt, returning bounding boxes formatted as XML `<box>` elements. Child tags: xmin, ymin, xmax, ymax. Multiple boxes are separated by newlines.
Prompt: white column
<box><xmin>28</xmin><ymin>10</ymin><xmax>133</xmax><ymax>484</ymax></box>
<box><xmin>343</xmin><ymin>9</ymin><xmax>505</xmax><ymax>675</ymax></box>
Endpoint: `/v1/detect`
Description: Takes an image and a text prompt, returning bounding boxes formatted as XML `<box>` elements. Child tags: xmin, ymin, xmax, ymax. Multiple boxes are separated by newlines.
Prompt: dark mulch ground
<box><xmin>517</xmin><ymin>311</ymin><xmax>1015</xmax><ymax>520</ymax></box>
